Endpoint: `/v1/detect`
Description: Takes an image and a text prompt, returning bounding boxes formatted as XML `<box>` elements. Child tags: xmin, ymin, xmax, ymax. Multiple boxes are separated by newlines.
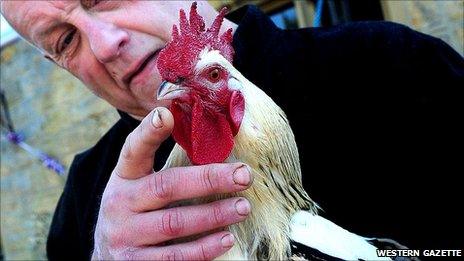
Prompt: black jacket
<box><xmin>47</xmin><ymin>5</ymin><xmax>464</xmax><ymax>260</ymax></box>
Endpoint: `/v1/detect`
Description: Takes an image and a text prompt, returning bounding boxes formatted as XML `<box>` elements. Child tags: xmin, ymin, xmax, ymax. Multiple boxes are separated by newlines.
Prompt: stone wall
<box><xmin>382</xmin><ymin>0</ymin><xmax>464</xmax><ymax>56</ymax></box>
<box><xmin>0</xmin><ymin>40</ymin><xmax>118</xmax><ymax>260</ymax></box>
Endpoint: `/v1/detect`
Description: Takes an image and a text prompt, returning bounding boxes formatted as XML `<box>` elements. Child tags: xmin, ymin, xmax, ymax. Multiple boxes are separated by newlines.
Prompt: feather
<box><xmin>290</xmin><ymin>211</ymin><xmax>391</xmax><ymax>260</ymax></box>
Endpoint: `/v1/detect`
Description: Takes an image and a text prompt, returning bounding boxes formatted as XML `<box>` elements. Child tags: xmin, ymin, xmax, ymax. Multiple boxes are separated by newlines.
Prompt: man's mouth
<box><xmin>124</xmin><ymin>49</ymin><xmax>161</xmax><ymax>86</ymax></box>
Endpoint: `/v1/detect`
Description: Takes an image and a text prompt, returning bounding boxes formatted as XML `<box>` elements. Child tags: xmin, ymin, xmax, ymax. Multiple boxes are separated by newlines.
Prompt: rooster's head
<box><xmin>156</xmin><ymin>2</ymin><xmax>245</xmax><ymax>165</ymax></box>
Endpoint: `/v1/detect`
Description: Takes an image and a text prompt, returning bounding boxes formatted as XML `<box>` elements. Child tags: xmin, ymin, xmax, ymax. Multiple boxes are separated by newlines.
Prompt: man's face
<box><xmin>2</xmin><ymin>0</ymin><xmax>203</xmax><ymax>117</ymax></box>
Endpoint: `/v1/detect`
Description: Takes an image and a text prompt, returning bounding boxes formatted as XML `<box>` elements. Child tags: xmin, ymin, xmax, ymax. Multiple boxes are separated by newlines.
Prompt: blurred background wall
<box><xmin>0</xmin><ymin>0</ymin><xmax>462</xmax><ymax>259</ymax></box>
<box><xmin>210</xmin><ymin>0</ymin><xmax>463</xmax><ymax>56</ymax></box>
<box><xmin>0</xmin><ymin>41</ymin><xmax>118</xmax><ymax>259</ymax></box>
<box><xmin>382</xmin><ymin>0</ymin><xmax>463</xmax><ymax>56</ymax></box>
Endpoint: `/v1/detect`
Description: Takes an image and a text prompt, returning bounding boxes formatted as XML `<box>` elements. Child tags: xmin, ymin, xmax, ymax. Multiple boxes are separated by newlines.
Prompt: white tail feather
<box><xmin>290</xmin><ymin>211</ymin><xmax>391</xmax><ymax>260</ymax></box>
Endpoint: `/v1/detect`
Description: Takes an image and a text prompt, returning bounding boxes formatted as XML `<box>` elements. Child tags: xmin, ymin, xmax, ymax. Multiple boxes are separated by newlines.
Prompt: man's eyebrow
<box><xmin>80</xmin><ymin>0</ymin><xmax>92</xmax><ymax>10</ymax></box>
<box><xmin>35</xmin><ymin>22</ymin><xmax>62</xmax><ymax>54</ymax></box>
<box><xmin>37</xmin><ymin>21</ymin><xmax>61</xmax><ymax>39</ymax></box>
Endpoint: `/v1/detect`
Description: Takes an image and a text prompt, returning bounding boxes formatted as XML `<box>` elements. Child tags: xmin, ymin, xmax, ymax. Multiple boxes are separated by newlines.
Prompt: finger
<box><xmin>129</xmin><ymin>231</ymin><xmax>235</xmax><ymax>260</ymax></box>
<box><xmin>128</xmin><ymin>163</ymin><xmax>252</xmax><ymax>211</ymax></box>
<box><xmin>114</xmin><ymin>107</ymin><xmax>174</xmax><ymax>179</ymax></box>
<box><xmin>129</xmin><ymin>197</ymin><xmax>251</xmax><ymax>246</ymax></box>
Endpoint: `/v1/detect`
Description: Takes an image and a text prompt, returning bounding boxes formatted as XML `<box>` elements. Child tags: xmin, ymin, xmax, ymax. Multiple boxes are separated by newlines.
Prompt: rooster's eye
<box><xmin>208</xmin><ymin>68</ymin><xmax>220</xmax><ymax>82</ymax></box>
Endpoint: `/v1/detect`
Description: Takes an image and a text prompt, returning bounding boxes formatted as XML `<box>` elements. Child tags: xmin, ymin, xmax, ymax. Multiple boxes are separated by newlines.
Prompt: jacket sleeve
<box><xmin>47</xmin><ymin>156</ymin><xmax>89</xmax><ymax>261</ymax></box>
<box><xmin>46</xmin><ymin>120</ymin><xmax>130</xmax><ymax>260</ymax></box>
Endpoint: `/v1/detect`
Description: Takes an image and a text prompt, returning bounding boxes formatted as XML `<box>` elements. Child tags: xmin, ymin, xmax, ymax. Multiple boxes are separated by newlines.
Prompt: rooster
<box><xmin>156</xmin><ymin>3</ymin><xmax>390</xmax><ymax>260</ymax></box>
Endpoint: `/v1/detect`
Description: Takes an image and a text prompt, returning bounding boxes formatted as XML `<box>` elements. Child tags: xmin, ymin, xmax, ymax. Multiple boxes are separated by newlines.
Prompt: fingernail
<box><xmin>235</xmin><ymin>198</ymin><xmax>250</xmax><ymax>216</ymax></box>
<box><xmin>152</xmin><ymin>109</ymin><xmax>163</xmax><ymax>128</ymax></box>
<box><xmin>221</xmin><ymin>233</ymin><xmax>235</xmax><ymax>248</ymax></box>
<box><xmin>233</xmin><ymin>165</ymin><xmax>251</xmax><ymax>186</ymax></box>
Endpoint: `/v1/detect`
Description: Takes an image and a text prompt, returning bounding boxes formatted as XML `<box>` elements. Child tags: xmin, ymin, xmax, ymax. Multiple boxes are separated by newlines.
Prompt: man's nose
<box><xmin>86</xmin><ymin>19</ymin><xmax>129</xmax><ymax>64</ymax></box>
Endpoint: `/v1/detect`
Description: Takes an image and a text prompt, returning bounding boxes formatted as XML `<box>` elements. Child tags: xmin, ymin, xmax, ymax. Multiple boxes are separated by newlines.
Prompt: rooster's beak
<box><xmin>157</xmin><ymin>81</ymin><xmax>186</xmax><ymax>100</ymax></box>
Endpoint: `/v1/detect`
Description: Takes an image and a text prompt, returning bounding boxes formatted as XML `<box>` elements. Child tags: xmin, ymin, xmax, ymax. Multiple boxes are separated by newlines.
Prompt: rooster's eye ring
<box><xmin>209</xmin><ymin>68</ymin><xmax>220</xmax><ymax>82</ymax></box>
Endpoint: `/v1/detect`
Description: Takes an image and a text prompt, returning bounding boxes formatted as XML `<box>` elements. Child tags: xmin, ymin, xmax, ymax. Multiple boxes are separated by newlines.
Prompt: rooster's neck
<box><xmin>163</xmin><ymin>64</ymin><xmax>317</xmax><ymax>260</ymax></box>
<box><xmin>222</xmin><ymin>73</ymin><xmax>317</xmax><ymax>259</ymax></box>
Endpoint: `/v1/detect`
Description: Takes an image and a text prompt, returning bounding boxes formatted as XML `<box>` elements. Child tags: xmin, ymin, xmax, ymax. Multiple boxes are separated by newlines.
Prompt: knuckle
<box><xmin>197</xmin><ymin>244</ymin><xmax>210</xmax><ymax>260</ymax></box>
<box><xmin>121</xmin><ymin>133</ymin><xmax>134</xmax><ymax>160</ymax></box>
<box><xmin>159</xmin><ymin>208</ymin><xmax>184</xmax><ymax>237</ymax></box>
<box><xmin>124</xmin><ymin>189</ymin><xmax>137</xmax><ymax>207</ymax></box>
<box><xmin>101</xmin><ymin>190</ymin><xmax>125</xmax><ymax>215</ymax></box>
<box><xmin>149</xmin><ymin>172</ymin><xmax>173</xmax><ymax>201</ymax></box>
<box><xmin>162</xmin><ymin>248</ymin><xmax>184</xmax><ymax>261</ymax></box>
<box><xmin>201</xmin><ymin>165</ymin><xmax>219</xmax><ymax>192</ymax></box>
<box><xmin>137</xmin><ymin>121</ymin><xmax>148</xmax><ymax>140</ymax></box>
<box><xmin>106</xmin><ymin>228</ymin><xmax>125</xmax><ymax>250</ymax></box>
<box><xmin>119</xmin><ymin>247</ymin><xmax>139</xmax><ymax>260</ymax></box>
<box><xmin>211</xmin><ymin>202</ymin><xmax>226</xmax><ymax>225</ymax></box>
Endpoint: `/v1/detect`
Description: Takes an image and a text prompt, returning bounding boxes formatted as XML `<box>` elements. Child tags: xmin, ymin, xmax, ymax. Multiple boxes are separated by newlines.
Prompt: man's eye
<box><xmin>82</xmin><ymin>0</ymin><xmax>111</xmax><ymax>10</ymax></box>
<box><xmin>82</xmin><ymin>0</ymin><xmax>104</xmax><ymax>9</ymax></box>
<box><xmin>58</xmin><ymin>29</ymin><xmax>76</xmax><ymax>53</ymax></box>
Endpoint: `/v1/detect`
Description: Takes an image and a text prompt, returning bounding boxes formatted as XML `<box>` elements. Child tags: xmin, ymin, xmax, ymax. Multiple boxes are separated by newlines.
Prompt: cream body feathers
<box><xmin>162</xmin><ymin>49</ymin><xmax>314</xmax><ymax>260</ymax></box>
<box><xmin>162</xmin><ymin>50</ymin><xmax>382</xmax><ymax>260</ymax></box>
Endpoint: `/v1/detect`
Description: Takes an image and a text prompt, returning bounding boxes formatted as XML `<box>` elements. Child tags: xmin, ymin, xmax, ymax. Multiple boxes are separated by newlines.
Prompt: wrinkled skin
<box><xmin>1</xmin><ymin>1</ymin><xmax>247</xmax><ymax>260</ymax></box>
<box><xmin>1</xmin><ymin>0</ymin><xmax>236</xmax><ymax>118</ymax></box>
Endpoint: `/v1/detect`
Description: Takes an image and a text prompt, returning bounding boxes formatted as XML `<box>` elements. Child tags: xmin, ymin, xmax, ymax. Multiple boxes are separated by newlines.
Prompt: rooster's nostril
<box><xmin>118</xmin><ymin>40</ymin><xmax>126</xmax><ymax>50</ymax></box>
<box><xmin>175</xmin><ymin>77</ymin><xmax>185</xmax><ymax>84</ymax></box>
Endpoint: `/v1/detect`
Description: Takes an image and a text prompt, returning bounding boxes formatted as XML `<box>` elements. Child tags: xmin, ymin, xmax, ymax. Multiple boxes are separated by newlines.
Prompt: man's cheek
<box><xmin>67</xmin><ymin>57</ymin><xmax>86</xmax><ymax>80</ymax></box>
<box><xmin>75</xmin><ymin>63</ymin><xmax>108</xmax><ymax>96</ymax></box>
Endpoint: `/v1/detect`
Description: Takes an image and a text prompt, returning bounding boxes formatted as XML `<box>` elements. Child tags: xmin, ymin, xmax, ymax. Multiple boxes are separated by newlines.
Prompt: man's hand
<box><xmin>92</xmin><ymin>107</ymin><xmax>252</xmax><ymax>260</ymax></box>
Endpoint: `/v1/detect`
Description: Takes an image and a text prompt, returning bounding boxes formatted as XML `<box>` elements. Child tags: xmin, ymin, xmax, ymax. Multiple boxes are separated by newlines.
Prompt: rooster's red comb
<box><xmin>157</xmin><ymin>2</ymin><xmax>234</xmax><ymax>82</ymax></box>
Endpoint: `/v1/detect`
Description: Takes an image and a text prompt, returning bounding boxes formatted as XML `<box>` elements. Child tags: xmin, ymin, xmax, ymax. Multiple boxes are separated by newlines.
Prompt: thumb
<box><xmin>114</xmin><ymin>107</ymin><xmax>174</xmax><ymax>180</ymax></box>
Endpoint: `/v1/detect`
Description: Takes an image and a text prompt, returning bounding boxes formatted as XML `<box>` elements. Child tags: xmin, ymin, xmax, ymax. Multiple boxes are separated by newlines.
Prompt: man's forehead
<box><xmin>2</xmin><ymin>0</ymin><xmax>77</xmax><ymax>51</ymax></box>
<box><xmin>2</xmin><ymin>1</ymin><xmax>54</xmax><ymax>36</ymax></box>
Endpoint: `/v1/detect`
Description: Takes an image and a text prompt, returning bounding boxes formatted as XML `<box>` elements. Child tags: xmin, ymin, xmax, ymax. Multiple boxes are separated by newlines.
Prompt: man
<box><xmin>2</xmin><ymin>0</ymin><xmax>463</xmax><ymax>260</ymax></box>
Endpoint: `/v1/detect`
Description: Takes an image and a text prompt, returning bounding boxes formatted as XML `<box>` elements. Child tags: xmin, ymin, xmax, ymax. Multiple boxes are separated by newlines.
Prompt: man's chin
<box><xmin>126</xmin><ymin>100</ymin><xmax>172</xmax><ymax>120</ymax></box>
